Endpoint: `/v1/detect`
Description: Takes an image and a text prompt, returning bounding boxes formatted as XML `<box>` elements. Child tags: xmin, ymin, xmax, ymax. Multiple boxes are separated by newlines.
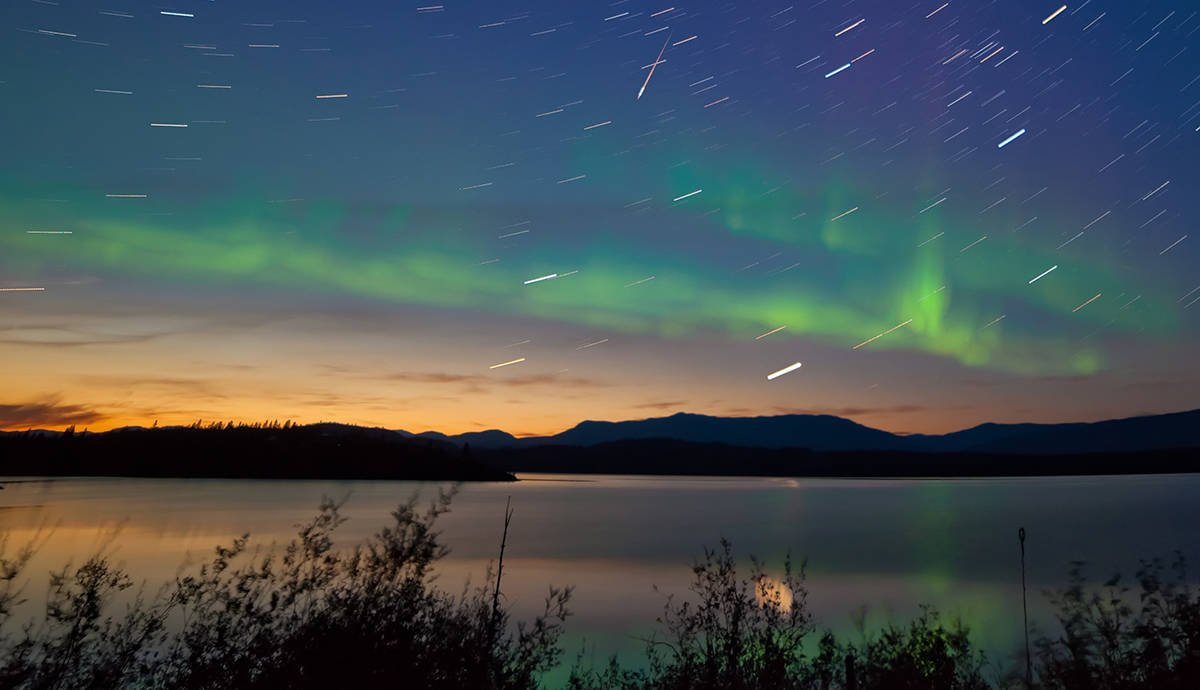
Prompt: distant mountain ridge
<box><xmin>526</xmin><ymin>413</ymin><xmax>908</xmax><ymax>451</ymax></box>
<box><xmin>5</xmin><ymin>409</ymin><xmax>1198</xmax><ymax>456</ymax></box>
<box><xmin>404</xmin><ymin>408</ymin><xmax>1200</xmax><ymax>455</ymax></box>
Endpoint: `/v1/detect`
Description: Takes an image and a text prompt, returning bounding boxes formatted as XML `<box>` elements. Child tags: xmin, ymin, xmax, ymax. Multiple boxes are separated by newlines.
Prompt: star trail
<box><xmin>1</xmin><ymin>0</ymin><xmax>1198</xmax><ymax>435</ymax></box>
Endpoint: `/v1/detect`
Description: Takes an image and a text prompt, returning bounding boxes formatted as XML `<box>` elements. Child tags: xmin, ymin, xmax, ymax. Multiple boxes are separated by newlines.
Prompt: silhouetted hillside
<box><xmin>481</xmin><ymin>440</ymin><xmax>1200</xmax><ymax>477</ymax></box>
<box><xmin>416</xmin><ymin>428</ymin><xmax>521</xmax><ymax>447</ymax></box>
<box><xmin>425</xmin><ymin>408</ymin><xmax>1200</xmax><ymax>455</ymax></box>
<box><xmin>901</xmin><ymin>422</ymin><xmax>1051</xmax><ymax>452</ymax></box>
<box><xmin>524</xmin><ymin>412</ymin><xmax>908</xmax><ymax>450</ymax></box>
<box><xmin>946</xmin><ymin>409</ymin><xmax>1200</xmax><ymax>454</ymax></box>
<box><xmin>3</xmin><ymin>409</ymin><xmax>1198</xmax><ymax>480</ymax></box>
<box><xmin>0</xmin><ymin>422</ymin><xmax>514</xmax><ymax>481</ymax></box>
<box><xmin>486</xmin><ymin>439</ymin><xmax>811</xmax><ymax>476</ymax></box>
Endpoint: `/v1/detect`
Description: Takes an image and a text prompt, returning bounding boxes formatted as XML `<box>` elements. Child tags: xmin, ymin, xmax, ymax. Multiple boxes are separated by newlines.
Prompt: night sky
<box><xmin>2</xmin><ymin>1</ymin><xmax>1198</xmax><ymax>436</ymax></box>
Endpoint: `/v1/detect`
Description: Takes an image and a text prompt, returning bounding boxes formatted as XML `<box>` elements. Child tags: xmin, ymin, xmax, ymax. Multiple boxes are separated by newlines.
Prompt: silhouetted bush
<box><xmin>566</xmin><ymin>541</ymin><xmax>987</xmax><ymax>690</ymax></box>
<box><xmin>1033</xmin><ymin>553</ymin><xmax>1200</xmax><ymax>690</ymax></box>
<box><xmin>564</xmin><ymin>541</ymin><xmax>1198</xmax><ymax>690</ymax></box>
<box><xmin>841</xmin><ymin>607</ymin><xmax>989</xmax><ymax>690</ymax></box>
<box><xmin>0</xmin><ymin>490</ymin><xmax>570</xmax><ymax>689</ymax></box>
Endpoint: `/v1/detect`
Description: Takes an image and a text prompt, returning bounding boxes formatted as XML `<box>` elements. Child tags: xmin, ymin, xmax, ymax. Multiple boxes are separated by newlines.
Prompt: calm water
<box><xmin>2</xmin><ymin>473</ymin><xmax>1199</xmax><ymax>681</ymax></box>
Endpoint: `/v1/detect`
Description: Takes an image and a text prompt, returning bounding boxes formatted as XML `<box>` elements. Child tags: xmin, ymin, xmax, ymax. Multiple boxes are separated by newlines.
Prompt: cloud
<box><xmin>771</xmin><ymin>404</ymin><xmax>934</xmax><ymax>417</ymax></box>
<box><xmin>0</xmin><ymin>314</ymin><xmax>213</xmax><ymax>348</ymax></box>
<box><xmin>382</xmin><ymin>372</ymin><xmax>479</xmax><ymax>384</ymax></box>
<box><xmin>0</xmin><ymin>399</ymin><xmax>105</xmax><ymax>430</ymax></box>
<box><xmin>962</xmin><ymin>373</ymin><xmax>1095</xmax><ymax>388</ymax></box>
<box><xmin>633</xmin><ymin>400</ymin><xmax>689</xmax><ymax>410</ymax></box>
<box><xmin>380</xmin><ymin>371</ymin><xmax>606</xmax><ymax>389</ymax></box>
<box><xmin>0</xmin><ymin>326</ymin><xmax>162</xmax><ymax>347</ymax></box>
<box><xmin>1118</xmin><ymin>379</ymin><xmax>1177</xmax><ymax>392</ymax></box>
<box><xmin>79</xmin><ymin>375</ymin><xmax>226</xmax><ymax>396</ymax></box>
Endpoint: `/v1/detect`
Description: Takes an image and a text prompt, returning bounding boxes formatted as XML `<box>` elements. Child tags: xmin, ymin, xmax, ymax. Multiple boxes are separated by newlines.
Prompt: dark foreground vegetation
<box><xmin>0</xmin><ymin>494</ymin><xmax>1197</xmax><ymax>689</ymax></box>
<box><xmin>0</xmin><ymin>422</ymin><xmax>513</xmax><ymax>481</ymax></box>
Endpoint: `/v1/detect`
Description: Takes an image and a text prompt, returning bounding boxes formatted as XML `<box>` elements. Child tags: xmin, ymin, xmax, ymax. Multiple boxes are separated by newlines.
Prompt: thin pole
<box><xmin>1020</xmin><ymin>526</ymin><xmax>1032</xmax><ymax>689</ymax></box>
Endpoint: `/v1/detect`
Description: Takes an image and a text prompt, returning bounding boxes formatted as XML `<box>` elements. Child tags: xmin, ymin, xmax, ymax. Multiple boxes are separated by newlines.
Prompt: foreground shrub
<box><xmin>1034</xmin><ymin>553</ymin><xmax>1200</xmax><ymax>690</ymax></box>
<box><xmin>0</xmin><ymin>491</ymin><xmax>571</xmax><ymax>689</ymax></box>
<box><xmin>567</xmin><ymin>543</ymin><xmax>1199</xmax><ymax>690</ymax></box>
<box><xmin>567</xmin><ymin>541</ymin><xmax>986</xmax><ymax>690</ymax></box>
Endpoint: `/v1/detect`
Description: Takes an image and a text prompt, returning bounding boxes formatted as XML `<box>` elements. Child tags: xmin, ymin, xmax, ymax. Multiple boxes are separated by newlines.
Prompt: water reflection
<box><xmin>1</xmin><ymin>473</ymin><xmax>1197</xmax><ymax>677</ymax></box>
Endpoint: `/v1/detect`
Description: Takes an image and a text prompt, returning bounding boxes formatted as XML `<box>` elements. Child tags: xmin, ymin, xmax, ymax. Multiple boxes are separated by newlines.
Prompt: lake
<box><xmin>2</xmin><ymin>473</ymin><xmax>1198</xmax><ymax>682</ymax></box>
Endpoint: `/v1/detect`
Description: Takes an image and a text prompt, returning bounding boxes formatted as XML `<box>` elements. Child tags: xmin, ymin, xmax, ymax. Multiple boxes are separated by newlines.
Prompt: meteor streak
<box><xmin>1042</xmin><ymin>5</ymin><xmax>1067</xmax><ymax>25</ymax></box>
<box><xmin>1028</xmin><ymin>265</ymin><xmax>1058</xmax><ymax>284</ymax></box>
<box><xmin>997</xmin><ymin>129</ymin><xmax>1026</xmax><ymax>148</ymax></box>
<box><xmin>637</xmin><ymin>33</ymin><xmax>672</xmax><ymax>100</ymax></box>
<box><xmin>766</xmin><ymin>362</ymin><xmax>803</xmax><ymax>380</ymax></box>
<box><xmin>824</xmin><ymin>63</ymin><xmax>851</xmax><ymax>78</ymax></box>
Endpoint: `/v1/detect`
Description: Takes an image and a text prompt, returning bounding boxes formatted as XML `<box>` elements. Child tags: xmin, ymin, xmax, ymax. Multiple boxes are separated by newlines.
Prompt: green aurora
<box><xmin>1</xmin><ymin>170</ymin><xmax>1179</xmax><ymax>378</ymax></box>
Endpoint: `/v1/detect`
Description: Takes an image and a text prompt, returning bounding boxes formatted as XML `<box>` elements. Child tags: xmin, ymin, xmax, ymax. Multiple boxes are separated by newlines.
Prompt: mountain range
<box><xmin>409</xmin><ymin>408</ymin><xmax>1200</xmax><ymax>455</ymax></box>
<box><xmin>3</xmin><ymin>409</ymin><xmax>1197</xmax><ymax>479</ymax></box>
